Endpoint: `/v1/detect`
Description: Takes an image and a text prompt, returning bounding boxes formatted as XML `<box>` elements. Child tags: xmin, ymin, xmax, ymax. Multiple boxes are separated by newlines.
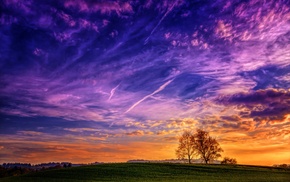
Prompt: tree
<box><xmin>192</xmin><ymin>129</ymin><xmax>223</xmax><ymax>164</ymax></box>
<box><xmin>221</xmin><ymin>157</ymin><xmax>237</xmax><ymax>164</ymax></box>
<box><xmin>176</xmin><ymin>130</ymin><xmax>195</xmax><ymax>163</ymax></box>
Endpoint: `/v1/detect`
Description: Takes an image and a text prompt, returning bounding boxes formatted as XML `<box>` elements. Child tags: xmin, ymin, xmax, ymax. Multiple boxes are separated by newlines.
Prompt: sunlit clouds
<box><xmin>1</xmin><ymin>0</ymin><xmax>290</xmax><ymax>165</ymax></box>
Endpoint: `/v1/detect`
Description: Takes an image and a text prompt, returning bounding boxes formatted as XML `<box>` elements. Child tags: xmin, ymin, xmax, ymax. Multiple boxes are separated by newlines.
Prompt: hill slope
<box><xmin>1</xmin><ymin>163</ymin><xmax>290</xmax><ymax>182</ymax></box>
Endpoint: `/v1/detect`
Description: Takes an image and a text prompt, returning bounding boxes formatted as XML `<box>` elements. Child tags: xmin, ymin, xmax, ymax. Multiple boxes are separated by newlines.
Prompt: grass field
<box><xmin>1</xmin><ymin>163</ymin><xmax>290</xmax><ymax>182</ymax></box>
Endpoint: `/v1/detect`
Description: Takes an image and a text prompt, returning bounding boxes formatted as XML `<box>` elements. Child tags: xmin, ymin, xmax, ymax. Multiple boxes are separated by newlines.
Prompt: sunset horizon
<box><xmin>1</xmin><ymin>0</ymin><xmax>289</xmax><ymax>167</ymax></box>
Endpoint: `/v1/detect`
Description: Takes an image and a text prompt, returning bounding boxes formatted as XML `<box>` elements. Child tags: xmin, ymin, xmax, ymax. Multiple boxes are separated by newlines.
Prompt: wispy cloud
<box><xmin>144</xmin><ymin>0</ymin><xmax>182</xmax><ymax>44</ymax></box>
<box><xmin>63</xmin><ymin>0</ymin><xmax>133</xmax><ymax>15</ymax></box>
<box><xmin>125</xmin><ymin>79</ymin><xmax>174</xmax><ymax>113</ymax></box>
<box><xmin>108</xmin><ymin>83</ymin><xmax>120</xmax><ymax>101</ymax></box>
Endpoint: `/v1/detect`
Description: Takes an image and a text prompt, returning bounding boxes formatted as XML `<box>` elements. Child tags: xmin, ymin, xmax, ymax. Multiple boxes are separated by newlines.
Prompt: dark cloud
<box><xmin>217</xmin><ymin>89</ymin><xmax>290</xmax><ymax>105</ymax></box>
<box><xmin>217</xmin><ymin>89</ymin><xmax>290</xmax><ymax>123</ymax></box>
<box><xmin>240</xmin><ymin>65</ymin><xmax>290</xmax><ymax>90</ymax></box>
<box><xmin>220</xmin><ymin>115</ymin><xmax>241</xmax><ymax>122</ymax></box>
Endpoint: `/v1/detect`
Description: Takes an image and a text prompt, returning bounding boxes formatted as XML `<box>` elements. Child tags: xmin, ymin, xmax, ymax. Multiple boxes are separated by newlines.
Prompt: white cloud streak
<box><xmin>108</xmin><ymin>83</ymin><xmax>120</xmax><ymax>101</ymax></box>
<box><xmin>144</xmin><ymin>1</ymin><xmax>178</xmax><ymax>44</ymax></box>
<box><xmin>125</xmin><ymin>79</ymin><xmax>174</xmax><ymax>113</ymax></box>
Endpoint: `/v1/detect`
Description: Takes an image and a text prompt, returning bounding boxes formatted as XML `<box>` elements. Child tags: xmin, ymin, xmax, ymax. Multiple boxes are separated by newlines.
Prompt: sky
<box><xmin>0</xmin><ymin>0</ymin><xmax>290</xmax><ymax>166</ymax></box>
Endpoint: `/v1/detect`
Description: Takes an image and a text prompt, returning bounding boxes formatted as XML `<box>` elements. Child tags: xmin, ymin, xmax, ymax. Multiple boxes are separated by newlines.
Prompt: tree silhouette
<box><xmin>193</xmin><ymin>129</ymin><xmax>223</xmax><ymax>164</ymax></box>
<box><xmin>221</xmin><ymin>157</ymin><xmax>237</xmax><ymax>164</ymax></box>
<box><xmin>176</xmin><ymin>130</ymin><xmax>195</xmax><ymax>163</ymax></box>
<box><xmin>176</xmin><ymin>129</ymin><xmax>223</xmax><ymax>164</ymax></box>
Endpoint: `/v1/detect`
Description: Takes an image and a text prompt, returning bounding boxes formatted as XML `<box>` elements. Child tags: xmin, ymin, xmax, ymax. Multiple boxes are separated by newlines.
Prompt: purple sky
<box><xmin>0</xmin><ymin>0</ymin><xmax>290</xmax><ymax>165</ymax></box>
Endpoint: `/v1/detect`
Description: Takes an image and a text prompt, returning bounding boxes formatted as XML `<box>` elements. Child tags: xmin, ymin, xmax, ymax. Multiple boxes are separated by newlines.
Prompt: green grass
<box><xmin>1</xmin><ymin>163</ymin><xmax>289</xmax><ymax>182</ymax></box>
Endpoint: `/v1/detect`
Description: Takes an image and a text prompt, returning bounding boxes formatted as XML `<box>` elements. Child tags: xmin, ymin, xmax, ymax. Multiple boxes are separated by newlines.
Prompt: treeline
<box><xmin>2</xmin><ymin>162</ymin><xmax>72</xmax><ymax>169</ymax></box>
<box><xmin>0</xmin><ymin>163</ymin><xmax>72</xmax><ymax>178</ymax></box>
<box><xmin>0</xmin><ymin>166</ymin><xmax>34</xmax><ymax>178</ymax></box>
<box><xmin>273</xmin><ymin>164</ymin><xmax>290</xmax><ymax>168</ymax></box>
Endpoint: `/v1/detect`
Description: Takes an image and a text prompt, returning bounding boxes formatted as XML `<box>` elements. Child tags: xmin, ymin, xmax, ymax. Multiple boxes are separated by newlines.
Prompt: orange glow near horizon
<box><xmin>1</xmin><ymin>122</ymin><xmax>289</xmax><ymax>166</ymax></box>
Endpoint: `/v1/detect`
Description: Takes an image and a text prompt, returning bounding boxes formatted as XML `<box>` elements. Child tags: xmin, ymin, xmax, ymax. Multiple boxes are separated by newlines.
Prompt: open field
<box><xmin>1</xmin><ymin>163</ymin><xmax>290</xmax><ymax>182</ymax></box>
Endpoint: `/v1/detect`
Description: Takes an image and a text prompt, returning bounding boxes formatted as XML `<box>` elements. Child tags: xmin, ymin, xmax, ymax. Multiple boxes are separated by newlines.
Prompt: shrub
<box><xmin>221</xmin><ymin>157</ymin><xmax>237</xmax><ymax>164</ymax></box>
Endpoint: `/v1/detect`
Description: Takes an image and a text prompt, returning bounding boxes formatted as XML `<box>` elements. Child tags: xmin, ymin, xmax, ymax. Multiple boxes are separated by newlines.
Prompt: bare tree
<box><xmin>176</xmin><ymin>131</ymin><xmax>195</xmax><ymax>163</ymax></box>
<box><xmin>193</xmin><ymin>129</ymin><xmax>223</xmax><ymax>164</ymax></box>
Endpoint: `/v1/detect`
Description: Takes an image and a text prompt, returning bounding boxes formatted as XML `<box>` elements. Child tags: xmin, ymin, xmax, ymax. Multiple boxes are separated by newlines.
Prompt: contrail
<box><xmin>108</xmin><ymin>83</ymin><xmax>120</xmax><ymax>101</ymax></box>
<box><xmin>125</xmin><ymin>79</ymin><xmax>174</xmax><ymax>113</ymax></box>
<box><xmin>144</xmin><ymin>1</ymin><xmax>178</xmax><ymax>44</ymax></box>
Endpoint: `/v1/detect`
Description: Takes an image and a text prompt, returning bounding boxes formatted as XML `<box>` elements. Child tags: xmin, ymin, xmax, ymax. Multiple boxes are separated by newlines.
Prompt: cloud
<box><xmin>156</xmin><ymin>130</ymin><xmax>173</xmax><ymax>136</ymax></box>
<box><xmin>125</xmin><ymin>79</ymin><xmax>174</xmax><ymax>113</ymax></box>
<box><xmin>1</xmin><ymin>0</ymin><xmax>289</xmax><ymax>125</ymax></box>
<box><xmin>125</xmin><ymin>130</ymin><xmax>144</xmax><ymax>136</ymax></box>
<box><xmin>162</xmin><ymin>136</ymin><xmax>178</xmax><ymax>142</ymax></box>
<box><xmin>217</xmin><ymin>89</ymin><xmax>290</xmax><ymax>125</ymax></box>
<box><xmin>215</xmin><ymin>20</ymin><xmax>234</xmax><ymax>41</ymax></box>
<box><xmin>108</xmin><ymin>83</ymin><xmax>120</xmax><ymax>101</ymax></box>
<box><xmin>63</xmin><ymin>128</ymin><xmax>100</xmax><ymax>133</ymax></box>
<box><xmin>217</xmin><ymin>88</ymin><xmax>290</xmax><ymax>105</ymax></box>
<box><xmin>220</xmin><ymin>115</ymin><xmax>241</xmax><ymax>122</ymax></box>
<box><xmin>144</xmin><ymin>0</ymin><xmax>182</xmax><ymax>44</ymax></box>
<box><xmin>3</xmin><ymin>0</ymin><xmax>33</xmax><ymax>14</ymax></box>
<box><xmin>64</xmin><ymin>0</ymin><xmax>133</xmax><ymax>15</ymax></box>
<box><xmin>17</xmin><ymin>131</ymin><xmax>44</xmax><ymax>136</ymax></box>
<box><xmin>165</xmin><ymin>118</ymin><xmax>198</xmax><ymax>129</ymax></box>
